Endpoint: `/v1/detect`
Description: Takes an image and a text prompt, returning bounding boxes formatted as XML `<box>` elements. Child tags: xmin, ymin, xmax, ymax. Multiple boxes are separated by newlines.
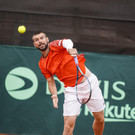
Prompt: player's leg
<box><xmin>92</xmin><ymin>110</ymin><xmax>105</xmax><ymax>135</ymax></box>
<box><xmin>63</xmin><ymin>115</ymin><xmax>77</xmax><ymax>135</ymax></box>
<box><xmin>86</xmin><ymin>73</ymin><xmax>105</xmax><ymax>135</ymax></box>
<box><xmin>63</xmin><ymin>86</ymin><xmax>81</xmax><ymax>135</ymax></box>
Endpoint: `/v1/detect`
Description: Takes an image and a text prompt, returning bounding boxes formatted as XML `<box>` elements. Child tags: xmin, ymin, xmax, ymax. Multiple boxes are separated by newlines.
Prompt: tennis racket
<box><xmin>74</xmin><ymin>56</ymin><xmax>92</xmax><ymax>104</ymax></box>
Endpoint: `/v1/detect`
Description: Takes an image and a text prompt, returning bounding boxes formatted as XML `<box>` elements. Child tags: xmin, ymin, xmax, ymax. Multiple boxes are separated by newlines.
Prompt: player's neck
<box><xmin>42</xmin><ymin>46</ymin><xmax>50</xmax><ymax>58</ymax></box>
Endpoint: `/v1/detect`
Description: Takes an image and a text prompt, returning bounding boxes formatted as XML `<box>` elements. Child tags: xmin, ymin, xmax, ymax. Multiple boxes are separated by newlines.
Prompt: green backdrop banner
<box><xmin>0</xmin><ymin>45</ymin><xmax>135</xmax><ymax>135</ymax></box>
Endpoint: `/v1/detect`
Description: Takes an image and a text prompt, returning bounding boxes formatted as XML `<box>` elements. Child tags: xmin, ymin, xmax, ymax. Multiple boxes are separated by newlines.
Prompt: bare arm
<box><xmin>47</xmin><ymin>76</ymin><xmax>58</xmax><ymax>109</ymax></box>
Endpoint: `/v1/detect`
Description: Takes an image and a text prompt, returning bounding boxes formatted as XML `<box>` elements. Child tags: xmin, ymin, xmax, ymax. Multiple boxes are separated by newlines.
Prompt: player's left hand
<box><xmin>68</xmin><ymin>48</ymin><xmax>78</xmax><ymax>57</ymax></box>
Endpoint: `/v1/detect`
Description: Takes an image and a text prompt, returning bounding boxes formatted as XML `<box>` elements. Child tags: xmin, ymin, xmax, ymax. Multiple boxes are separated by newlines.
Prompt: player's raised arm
<box><xmin>62</xmin><ymin>39</ymin><xmax>78</xmax><ymax>56</ymax></box>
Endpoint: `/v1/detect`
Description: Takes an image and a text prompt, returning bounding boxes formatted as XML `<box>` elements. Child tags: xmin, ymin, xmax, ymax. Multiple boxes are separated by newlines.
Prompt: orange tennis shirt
<box><xmin>39</xmin><ymin>39</ymin><xmax>86</xmax><ymax>87</ymax></box>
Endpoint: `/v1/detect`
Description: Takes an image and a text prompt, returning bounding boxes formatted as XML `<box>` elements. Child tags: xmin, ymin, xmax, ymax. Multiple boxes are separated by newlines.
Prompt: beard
<box><xmin>37</xmin><ymin>43</ymin><xmax>48</xmax><ymax>51</ymax></box>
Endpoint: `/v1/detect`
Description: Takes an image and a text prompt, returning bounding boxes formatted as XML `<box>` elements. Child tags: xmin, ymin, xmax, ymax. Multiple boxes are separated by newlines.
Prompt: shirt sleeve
<box><xmin>39</xmin><ymin>61</ymin><xmax>52</xmax><ymax>79</ymax></box>
<box><xmin>41</xmin><ymin>69</ymin><xmax>52</xmax><ymax>79</ymax></box>
<box><xmin>50</xmin><ymin>39</ymin><xmax>73</xmax><ymax>51</ymax></box>
<box><xmin>62</xmin><ymin>39</ymin><xmax>73</xmax><ymax>50</ymax></box>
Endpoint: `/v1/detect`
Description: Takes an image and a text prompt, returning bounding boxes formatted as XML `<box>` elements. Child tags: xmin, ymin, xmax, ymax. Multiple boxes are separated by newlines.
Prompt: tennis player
<box><xmin>32</xmin><ymin>32</ymin><xmax>105</xmax><ymax>135</ymax></box>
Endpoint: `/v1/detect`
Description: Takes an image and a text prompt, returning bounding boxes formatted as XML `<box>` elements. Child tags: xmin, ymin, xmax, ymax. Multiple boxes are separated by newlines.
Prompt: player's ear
<box><xmin>33</xmin><ymin>40</ymin><xmax>37</xmax><ymax>47</ymax></box>
<box><xmin>32</xmin><ymin>36</ymin><xmax>36</xmax><ymax>47</ymax></box>
<box><xmin>47</xmin><ymin>37</ymin><xmax>49</xmax><ymax>43</ymax></box>
<box><xmin>33</xmin><ymin>42</ymin><xmax>36</xmax><ymax>47</ymax></box>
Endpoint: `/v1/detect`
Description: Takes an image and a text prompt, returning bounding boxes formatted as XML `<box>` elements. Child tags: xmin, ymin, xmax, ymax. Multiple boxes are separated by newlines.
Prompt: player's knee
<box><xmin>64</xmin><ymin>122</ymin><xmax>75</xmax><ymax>132</ymax></box>
<box><xmin>65</xmin><ymin>122</ymin><xmax>73</xmax><ymax>129</ymax></box>
<box><xmin>64</xmin><ymin>124</ymin><xmax>73</xmax><ymax>134</ymax></box>
<box><xmin>95</xmin><ymin>116</ymin><xmax>104</xmax><ymax>123</ymax></box>
<box><xmin>93</xmin><ymin>111</ymin><xmax>105</xmax><ymax>124</ymax></box>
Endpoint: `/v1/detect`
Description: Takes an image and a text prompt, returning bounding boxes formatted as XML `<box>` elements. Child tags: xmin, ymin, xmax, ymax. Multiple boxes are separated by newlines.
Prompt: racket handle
<box><xmin>74</xmin><ymin>56</ymin><xmax>78</xmax><ymax>65</ymax></box>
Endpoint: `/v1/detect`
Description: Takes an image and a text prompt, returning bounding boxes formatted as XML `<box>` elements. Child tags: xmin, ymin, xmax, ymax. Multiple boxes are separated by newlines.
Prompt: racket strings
<box><xmin>75</xmin><ymin>65</ymin><xmax>92</xmax><ymax>104</ymax></box>
<box><xmin>76</xmin><ymin>77</ymin><xmax>92</xmax><ymax>104</ymax></box>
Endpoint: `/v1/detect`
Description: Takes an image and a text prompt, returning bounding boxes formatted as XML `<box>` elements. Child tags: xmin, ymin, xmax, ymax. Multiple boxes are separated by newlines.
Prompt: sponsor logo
<box><xmin>5</xmin><ymin>67</ymin><xmax>38</xmax><ymax>100</ymax></box>
<box><xmin>84</xmin><ymin>80</ymin><xmax>135</xmax><ymax>122</ymax></box>
<box><xmin>47</xmin><ymin>78</ymin><xmax>135</xmax><ymax>122</ymax></box>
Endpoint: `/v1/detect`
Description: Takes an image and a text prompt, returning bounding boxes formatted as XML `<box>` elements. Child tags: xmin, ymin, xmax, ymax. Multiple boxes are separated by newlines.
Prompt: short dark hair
<box><xmin>32</xmin><ymin>31</ymin><xmax>48</xmax><ymax>37</ymax></box>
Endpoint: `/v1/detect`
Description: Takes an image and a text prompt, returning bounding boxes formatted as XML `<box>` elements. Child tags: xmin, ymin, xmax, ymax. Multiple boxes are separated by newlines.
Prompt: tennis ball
<box><xmin>18</xmin><ymin>25</ymin><xmax>26</xmax><ymax>34</ymax></box>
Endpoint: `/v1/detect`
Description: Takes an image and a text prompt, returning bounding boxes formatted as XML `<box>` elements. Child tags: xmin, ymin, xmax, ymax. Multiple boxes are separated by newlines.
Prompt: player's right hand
<box><xmin>51</xmin><ymin>95</ymin><xmax>58</xmax><ymax>109</ymax></box>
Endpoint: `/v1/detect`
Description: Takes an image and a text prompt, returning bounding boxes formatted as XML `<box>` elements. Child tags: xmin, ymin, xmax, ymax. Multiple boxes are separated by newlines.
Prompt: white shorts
<box><xmin>63</xmin><ymin>73</ymin><xmax>105</xmax><ymax>116</ymax></box>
